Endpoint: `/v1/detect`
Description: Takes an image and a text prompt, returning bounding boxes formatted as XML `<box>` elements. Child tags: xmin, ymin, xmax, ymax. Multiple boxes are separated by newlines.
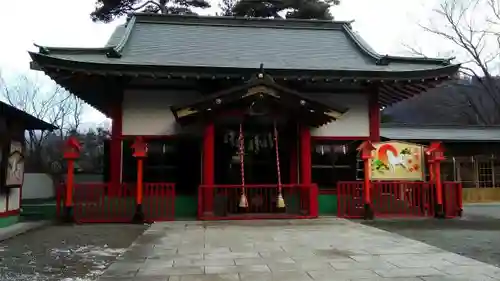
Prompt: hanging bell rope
<box><xmin>274</xmin><ymin>120</ymin><xmax>285</xmax><ymax>209</ymax></box>
<box><xmin>238</xmin><ymin>122</ymin><xmax>248</xmax><ymax>208</ymax></box>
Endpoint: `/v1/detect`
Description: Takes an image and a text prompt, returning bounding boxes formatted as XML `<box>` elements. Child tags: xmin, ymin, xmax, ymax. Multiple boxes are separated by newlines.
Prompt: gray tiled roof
<box><xmin>381</xmin><ymin>124</ymin><xmax>500</xmax><ymax>141</ymax></box>
<box><xmin>32</xmin><ymin>13</ymin><xmax>454</xmax><ymax>72</ymax></box>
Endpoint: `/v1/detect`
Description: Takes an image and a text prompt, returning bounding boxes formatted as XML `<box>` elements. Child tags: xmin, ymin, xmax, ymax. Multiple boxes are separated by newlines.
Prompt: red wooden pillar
<box><xmin>202</xmin><ymin>122</ymin><xmax>215</xmax><ymax>215</ymax></box>
<box><xmin>110</xmin><ymin>104</ymin><xmax>123</xmax><ymax>194</ymax></box>
<box><xmin>63</xmin><ymin>137</ymin><xmax>81</xmax><ymax>223</ymax></box>
<box><xmin>132</xmin><ymin>137</ymin><xmax>147</xmax><ymax>223</ymax></box>
<box><xmin>425</xmin><ymin>142</ymin><xmax>445</xmax><ymax>218</ymax></box>
<box><xmin>289</xmin><ymin>139</ymin><xmax>298</xmax><ymax>184</ymax></box>
<box><xmin>358</xmin><ymin>141</ymin><xmax>376</xmax><ymax>220</ymax></box>
<box><xmin>300</xmin><ymin>125</ymin><xmax>317</xmax><ymax>217</ymax></box>
<box><xmin>300</xmin><ymin>125</ymin><xmax>311</xmax><ymax>185</ymax></box>
<box><xmin>369</xmin><ymin>89</ymin><xmax>381</xmax><ymax>141</ymax></box>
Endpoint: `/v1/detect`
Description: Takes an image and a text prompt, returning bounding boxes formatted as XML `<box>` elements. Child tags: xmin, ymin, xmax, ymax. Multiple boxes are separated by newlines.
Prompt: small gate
<box><xmin>56</xmin><ymin>182</ymin><xmax>175</xmax><ymax>223</ymax></box>
<box><xmin>198</xmin><ymin>184</ymin><xmax>317</xmax><ymax>220</ymax></box>
<box><xmin>337</xmin><ymin>181</ymin><xmax>462</xmax><ymax>219</ymax></box>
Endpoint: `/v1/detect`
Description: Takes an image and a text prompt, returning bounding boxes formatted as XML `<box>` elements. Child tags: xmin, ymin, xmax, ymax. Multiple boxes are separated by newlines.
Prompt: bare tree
<box><xmin>403</xmin><ymin>0</ymin><xmax>500</xmax><ymax>125</ymax></box>
<box><xmin>0</xmin><ymin>71</ymin><xmax>84</xmax><ymax>175</ymax></box>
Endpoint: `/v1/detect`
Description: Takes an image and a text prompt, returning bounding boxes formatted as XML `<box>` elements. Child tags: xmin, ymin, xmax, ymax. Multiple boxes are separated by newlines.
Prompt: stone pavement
<box><xmin>97</xmin><ymin>218</ymin><xmax>500</xmax><ymax>281</ymax></box>
<box><xmin>0</xmin><ymin>220</ymin><xmax>51</xmax><ymax>241</ymax></box>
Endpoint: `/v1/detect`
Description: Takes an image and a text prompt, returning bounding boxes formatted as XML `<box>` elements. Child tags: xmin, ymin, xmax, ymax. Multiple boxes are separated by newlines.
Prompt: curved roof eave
<box><xmin>29</xmin><ymin>52</ymin><xmax>461</xmax><ymax>81</ymax></box>
<box><xmin>341</xmin><ymin>26</ymin><xmax>454</xmax><ymax>65</ymax></box>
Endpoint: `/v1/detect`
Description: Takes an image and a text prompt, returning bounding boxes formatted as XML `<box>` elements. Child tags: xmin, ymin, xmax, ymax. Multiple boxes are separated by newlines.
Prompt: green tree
<box><xmin>227</xmin><ymin>0</ymin><xmax>340</xmax><ymax>20</ymax></box>
<box><xmin>91</xmin><ymin>0</ymin><xmax>211</xmax><ymax>22</ymax></box>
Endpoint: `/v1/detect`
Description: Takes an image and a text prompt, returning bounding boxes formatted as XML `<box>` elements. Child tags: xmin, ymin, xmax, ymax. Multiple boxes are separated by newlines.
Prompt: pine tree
<box><xmin>91</xmin><ymin>0</ymin><xmax>211</xmax><ymax>22</ymax></box>
<box><xmin>230</xmin><ymin>0</ymin><xmax>340</xmax><ymax>20</ymax></box>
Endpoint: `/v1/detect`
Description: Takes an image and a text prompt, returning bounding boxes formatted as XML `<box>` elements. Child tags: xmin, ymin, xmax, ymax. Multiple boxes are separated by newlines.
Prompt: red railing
<box><xmin>337</xmin><ymin>181</ymin><xmax>364</xmax><ymax>218</ymax></box>
<box><xmin>371</xmin><ymin>181</ymin><xmax>435</xmax><ymax>217</ymax></box>
<box><xmin>56</xmin><ymin>182</ymin><xmax>175</xmax><ymax>223</ymax></box>
<box><xmin>143</xmin><ymin>182</ymin><xmax>176</xmax><ymax>222</ymax></box>
<box><xmin>337</xmin><ymin>181</ymin><xmax>462</xmax><ymax>219</ymax></box>
<box><xmin>443</xmin><ymin>181</ymin><xmax>463</xmax><ymax>218</ymax></box>
<box><xmin>198</xmin><ymin>184</ymin><xmax>318</xmax><ymax>220</ymax></box>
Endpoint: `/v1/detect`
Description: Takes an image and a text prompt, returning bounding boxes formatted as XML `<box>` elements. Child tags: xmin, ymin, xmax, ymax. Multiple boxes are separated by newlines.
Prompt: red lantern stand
<box><xmin>62</xmin><ymin>136</ymin><xmax>82</xmax><ymax>223</ymax></box>
<box><xmin>357</xmin><ymin>141</ymin><xmax>376</xmax><ymax>220</ymax></box>
<box><xmin>131</xmin><ymin>137</ymin><xmax>148</xmax><ymax>223</ymax></box>
<box><xmin>425</xmin><ymin>141</ymin><xmax>445</xmax><ymax>218</ymax></box>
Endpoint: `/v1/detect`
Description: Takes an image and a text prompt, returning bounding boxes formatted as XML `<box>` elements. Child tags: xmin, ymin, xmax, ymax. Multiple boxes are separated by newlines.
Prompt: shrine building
<box><xmin>0</xmin><ymin>101</ymin><xmax>55</xmax><ymax>228</ymax></box>
<box><xmin>29</xmin><ymin>14</ymin><xmax>461</xmax><ymax>221</ymax></box>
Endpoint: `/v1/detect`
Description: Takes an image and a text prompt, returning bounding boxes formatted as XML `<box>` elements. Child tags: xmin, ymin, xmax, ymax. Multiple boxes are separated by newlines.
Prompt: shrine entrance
<box><xmin>214</xmin><ymin>118</ymin><xmax>296</xmax><ymax>186</ymax></box>
<box><xmin>172</xmin><ymin>72</ymin><xmax>349</xmax><ymax>220</ymax></box>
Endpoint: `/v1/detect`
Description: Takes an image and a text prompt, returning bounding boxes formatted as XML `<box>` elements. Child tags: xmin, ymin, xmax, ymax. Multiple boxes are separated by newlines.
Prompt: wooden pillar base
<box><xmin>434</xmin><ymin>204</ymin><xmax>445</xmax><ymax>219</ymax></box>
<box><xmin>63</xmin><ymin>206</ymin><xmax>74</xmax><ymax>223</ymax></box>
<box><xmin>133</xmin><ymin>204</ymin><xmax>145</xmax><ymax>223</ymax></box>
<box><xmin>363</xmin><ymin>203</ymin><xmax>374</xmax><ymax>220</ymax></box>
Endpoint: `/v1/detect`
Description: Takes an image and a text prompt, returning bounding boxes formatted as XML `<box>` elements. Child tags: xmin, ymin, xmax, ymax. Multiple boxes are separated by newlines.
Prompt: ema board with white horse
<box><xmin>370</xmin><ymin>141</ymin><xmax>425</xmax><ymax>181</ymax></box>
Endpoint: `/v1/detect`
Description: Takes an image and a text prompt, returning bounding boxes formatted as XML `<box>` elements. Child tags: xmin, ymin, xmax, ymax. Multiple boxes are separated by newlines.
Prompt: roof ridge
<box><xmin>133</xmin><ymin>13</ymin><xmax>352</xmax><ymax>29</ymax></box>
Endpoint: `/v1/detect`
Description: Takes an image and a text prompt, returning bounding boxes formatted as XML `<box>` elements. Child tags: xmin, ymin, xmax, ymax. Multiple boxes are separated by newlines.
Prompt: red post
<box><xmin>137</xmin><ymin>159</ymin><xmax>143</xmax><ymax>205</ymax></box>
<box><xmin>357</xmin><ymin>141</ymin><xmax>376</xmax><ymax>220</ymax></box>
<box><xmin>434</xmin><ymin>159</ymin><xmax>443</xmax><ymax>213</ymax></box>
<box><xmin>66</xmin><ymin>161</ymin><xmax>74</xmax><ymax>208</ymax></box>
<box><xmin>202</xmin><ymin>123</ymin><xmax>215</xmax><ymax>215</ymax></box>
<box><xmin>289</xmin><ymin>140</ymin><xmax>298</xmax><ymax>184</ymax></box>
<box><xmin>426</xmin><ymin>142</ymin><xmax>445</xmax><ymax>218</ymax></box>
<box><xmin>132</xmin><ymin>136</ymin><xmax>147</xmax><ymax>223</ymax></box>
<box><xmin>363</xmin><ymin>160</ymin><xmax>371</xmax><ymax>205</ymax></box>
<box><xmin>63</xmin><ymin>136</ymin><xmax>81</xmax><ymax>223</ymax></box>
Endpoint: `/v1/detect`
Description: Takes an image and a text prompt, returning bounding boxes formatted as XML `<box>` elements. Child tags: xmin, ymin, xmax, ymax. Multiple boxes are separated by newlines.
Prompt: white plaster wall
<box><xmin>0</xmin><ymin>194</ymin><xmax>6</xmax><ymax>213</ymax></box>
<box><xmin>8</xmin><ymin>188</ymin><xmax>20</xmax><ymax>211</ymax></box>
<box><xmin>122</xmin><ymin>90</ymin><xmax>203</xmax><ymax>136</ymax></box>
<box><xmin>310</xmin><ymin>93</ymin><xmax>369</xmax><ymax>137</ymax></box>
<box><xmin>21</xmin><ymin>173</ymin><xmax>54</xmax><ymax>200</ymax></box>
<box><xmin>122</xmin><ymin>90</ymin><xmax>369</xmax><ymax>137</ymax></box>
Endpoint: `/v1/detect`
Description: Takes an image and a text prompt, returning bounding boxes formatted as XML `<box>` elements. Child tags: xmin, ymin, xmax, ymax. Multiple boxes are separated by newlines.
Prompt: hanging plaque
<box><xmin>5</xmin><ymin>141</ymin><xmax>24</xmax><ymax>187</ymax></box>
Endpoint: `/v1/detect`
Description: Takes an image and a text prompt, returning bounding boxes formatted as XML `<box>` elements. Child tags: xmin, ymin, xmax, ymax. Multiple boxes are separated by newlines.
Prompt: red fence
<box><xmin>56</xmin><ymin>182</ymin><xmax>175</xmax><ymax>223</ymax></box>
<box><xmin>198</xmin><ymin>184</ymin><xmax>318</xmax><ymax>220</ymax></box>
<box><xmin>337</xmin><ymin>181</ymin><xmax>462</xmax><ymax>219</ymax></box>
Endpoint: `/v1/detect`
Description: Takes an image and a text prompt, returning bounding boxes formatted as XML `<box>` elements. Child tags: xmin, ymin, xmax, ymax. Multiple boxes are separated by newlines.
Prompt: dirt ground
<box><xmin>361</xmin><ymin>204</ymin><xmax>500</xmax><ymax>267</ymax></box>
<box><xmin>0</xmin><ymin>223</ymin><xmax>148</xmax><ymax>281</ymax></box>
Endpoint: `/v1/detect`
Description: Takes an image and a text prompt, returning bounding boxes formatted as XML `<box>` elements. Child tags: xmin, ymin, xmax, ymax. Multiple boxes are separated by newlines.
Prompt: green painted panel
<box><xmin>21</xmin><ymin>203</ymin><xmax>58</xmax><ymax>220</ymax></box>
<box><xmin>175</xmin><ymin>196</ymin><xmax>197</xmax><ymax>219</ymax></box>
<box><xmin>319</xmin><ymin>194</ymin><xmax>337</xmax><ymax>215</ymax></box>
<box><xmin>0</xmin><ymin>215</ymin><xmax>19</xmax><ymax>228</ymax></box>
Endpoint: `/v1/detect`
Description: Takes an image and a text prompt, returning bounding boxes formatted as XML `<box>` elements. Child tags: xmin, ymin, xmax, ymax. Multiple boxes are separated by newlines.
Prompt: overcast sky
<box><xmin>0</xmin><ymin>0</ymin><xmax>446</xmax><ymax>123</ymax></box>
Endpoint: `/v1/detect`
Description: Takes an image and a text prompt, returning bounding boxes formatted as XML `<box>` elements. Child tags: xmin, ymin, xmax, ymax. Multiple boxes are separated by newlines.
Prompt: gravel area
<box><xmin>361</xmin><ymin>204</ymin><xmax>500</xmax><ymax>267</ymax></box>
<box><xmin>0</xmin><ymin>223</ymin><xmax>148</xmax><ymax>281</ymax></box>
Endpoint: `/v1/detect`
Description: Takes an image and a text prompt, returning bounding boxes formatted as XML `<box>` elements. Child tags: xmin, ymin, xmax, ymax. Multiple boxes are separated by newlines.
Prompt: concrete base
<box><xmin>435</xmin><ymin>204</ymin><xmax>445</xmax><ymax>219</ymax></box>
<box><xmin>63</xmin><ymin>206</ymin><xmax>74</xmax><ymax>223</ymax></box>
<box><xmin>133</xmin><ymin>204</ymin><xmax>145</xmax><ymax>223</ymax></box>
<box><xmin>363</xmin><ymin>203</ymin><xmax>374</xmax><ymax>220</ymax></box>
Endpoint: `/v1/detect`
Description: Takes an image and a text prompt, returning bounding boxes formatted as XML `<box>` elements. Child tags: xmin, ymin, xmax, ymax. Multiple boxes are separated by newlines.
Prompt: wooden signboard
<box><xmin>370</xmin><ymin>141</ymin><xmax>425</xmax><ymax>181</ymax></box>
